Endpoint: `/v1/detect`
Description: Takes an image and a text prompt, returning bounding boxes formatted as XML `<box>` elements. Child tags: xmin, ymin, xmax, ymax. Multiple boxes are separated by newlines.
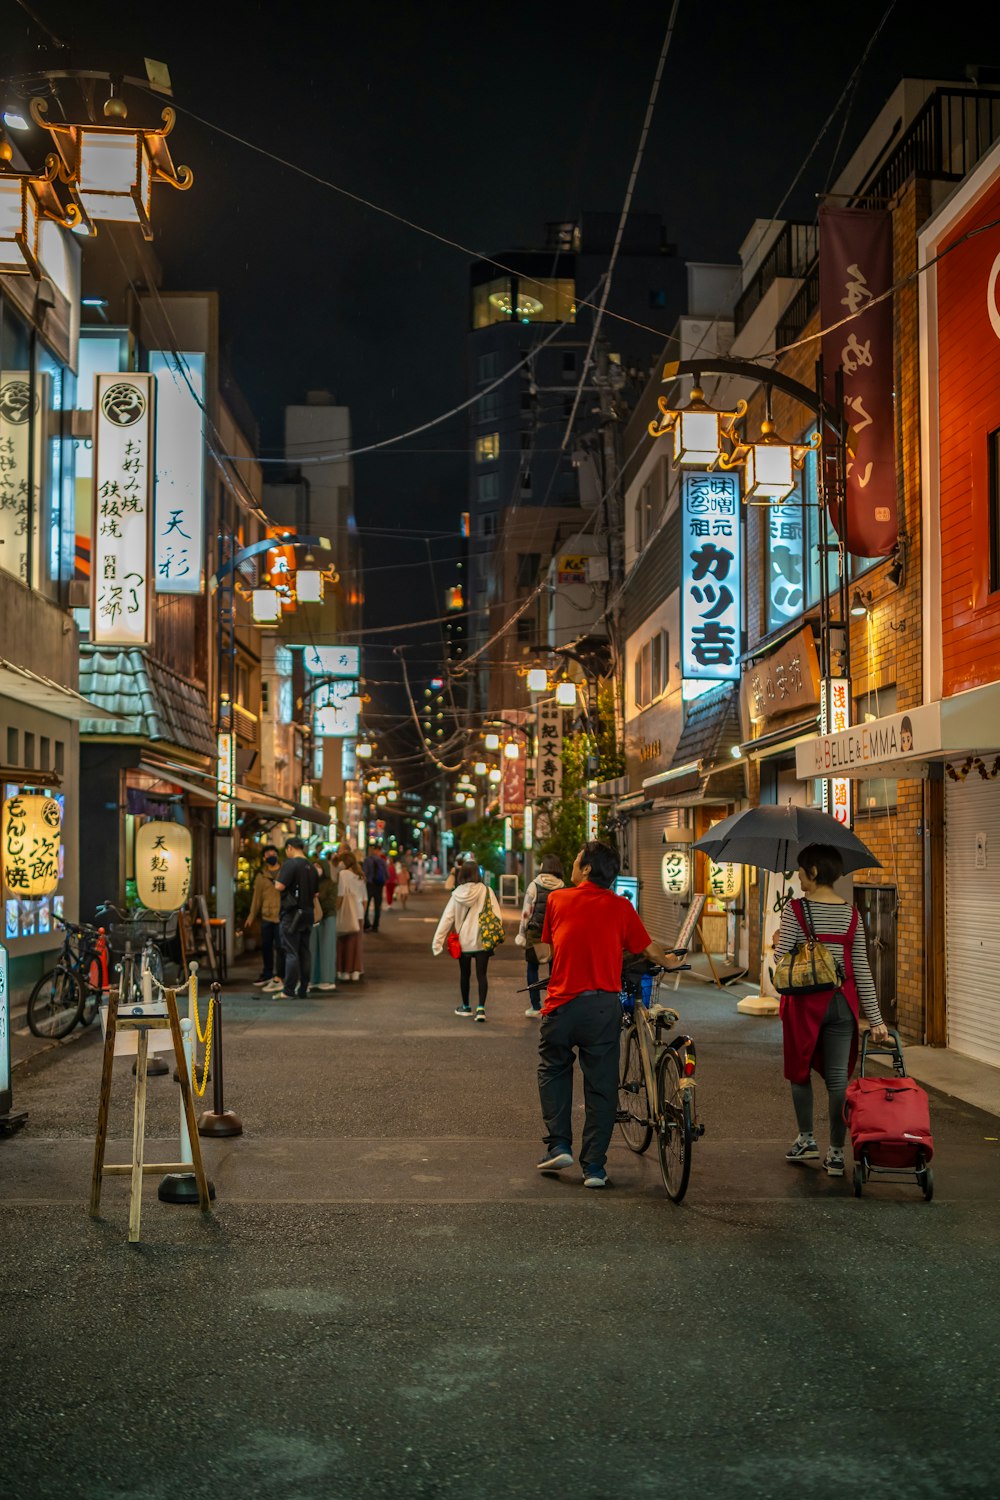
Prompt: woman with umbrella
<box><xmin>772</xmin><ymin>843</ymin><xmax>888</xmax><ymax>1177</ymax></box>
<box><xmin>695</xmin><ymin>809</ymin><xmax>888</xmax><ymax>1179</ymax></box>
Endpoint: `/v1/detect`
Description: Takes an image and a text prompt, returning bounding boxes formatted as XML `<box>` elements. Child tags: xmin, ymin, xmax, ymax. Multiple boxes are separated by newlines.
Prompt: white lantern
<box><xmin>527</xmin><ymin>669</ymin><xmax>548</xmax><ymax>693</ymax></box>
<box><xmin>707</xmin><ymin>859</ymin><xmax>742</xmax><ymax>901</ymax></box>
<box><xmin>135</xmin><ymin>820</ymin><xmax>192</xmax><ymax>912</ymax></box>
<box><xmin>296</xmin><ymin>569</ymin><xmax>324</xmax><ymax>603</ymax></box>
<box><xmin>489</xmin><ymin>768</ymin><xmax>502</xmax><ymax>784</ymax></box>
<box><xmin>649</xmin><ymin>383</ymin><xmax>746</xmax><ymax>469</ymax></box>
<box><xmin>356</xmin><ymin>742</ymin><xmax>373</xmax><ymax>759</ymax></box>
<box><xmin>2</xmin><ymin>793</ymin><xmax>62</xmax><ymax>897</ymax></box>
<box><xmin>484</xmin><ymin>734</ymin><xmax>500</xmax><ymax>751</ymax></box>
<box><xmin>252</xmin><ymin>588</ymin><xmax>282</xmax><ymax>623</ymax></box>
<box><xmin>661</xmin><ymin>849</ymin><xmax>690</xmax><ymax>897</ymax></box>
<box><xmin>555</xmin><ymin>682</ymin><xmax>577</xmax><ymax>707</ymax></box>
<box><xmin>474</xmin><ymin>762</ymin><xmax>487</xmax><ymax>776</ymax></box>
<box><xmin>504</xmin><ymin>742</ymin><xmax>520</xmax><ymax>759</ymax></box>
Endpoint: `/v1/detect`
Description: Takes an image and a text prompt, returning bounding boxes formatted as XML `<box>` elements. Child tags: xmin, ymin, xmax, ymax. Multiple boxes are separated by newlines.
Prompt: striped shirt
<box><xmin>775</xmin><ymin>899</ymin><xmax>883</xmax><ymax>1025</ymax></box>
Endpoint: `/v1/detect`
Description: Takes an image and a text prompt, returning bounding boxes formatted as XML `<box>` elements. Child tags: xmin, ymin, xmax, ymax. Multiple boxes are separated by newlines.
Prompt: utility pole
<box><xmin>593</xmin><ymin>340</ymin><xmax>627</xmax><ymax>748</ymax></box>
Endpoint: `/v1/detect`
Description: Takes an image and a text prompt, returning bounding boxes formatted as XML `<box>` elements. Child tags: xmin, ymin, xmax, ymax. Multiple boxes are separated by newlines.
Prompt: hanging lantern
<box><xmin>474</xmin><ymin>762</ymin><xmax>487</xmax><ymax>776</ymax></box>
<box><xmin>0</xmin><ymin>158</ymin><xmax>78</xmax><ymax>277</ymax></box>
<box><xmin>504</xmin><ymin>742</ymin><xmax>520</xmax><ymax>759</ymax></box>
<box><xmin>707</xmin><ymin>858</ymin><xmax>742</xmax><ymax>901</ymax></box>
<box><xmin>2</xmin><ymin>793</ymin><xmax>62</xmax><ymax>897</ymax></box>
<box><xmin>649</xmin><ymin>375</ymin><xmax>747</xmax><ymax>468</ymax></box>
<box><xmin>660</xmin><ymin>849</ymin><xmax>690</xmax><ymax>897</ymax></box>
<box><xmin>296</xmin><ymin>569</ymin><xmax>324</xmax><ymax>603</ymax></box>
<box><xmin>555</xmin><ymin>681</ymin><xmax>577</xmax><ymax>707</ymax></box>
<box><xmin>135</xmin><ymin>820</ymin><xmax>192</xmax><ymax>912</ymax></box>
<box><xmin>717</xmin><ymin>394</ymin><xmax>822</xmax><ymax>504</ymax></box>
<box><xmin>484</xmin><ymin>733</ymin><xmax>501</xmax><ymax>751</ymax></box>
<box><xmin>251</xmin><ymin>588</ymin><xmax>282</xmax><ymax>624</ymax></box>
<box><xmin>488</xmin><ymin>768</ymin><xmax>502</xmax><ymax>784</ymax></box>
<box><xmin>30</xmin><ymin>98</ymin><xmax>194</xmax><ymax>241</ymax></box>
<box><xmin>527</xmin><ymin>668</ymin><xmax>548</xmax><ymax>693</ymax></box>
<box><xmin>356</xmin><ymin>742</ymin><xmax>373</xmax><ymax>759</ymax></box>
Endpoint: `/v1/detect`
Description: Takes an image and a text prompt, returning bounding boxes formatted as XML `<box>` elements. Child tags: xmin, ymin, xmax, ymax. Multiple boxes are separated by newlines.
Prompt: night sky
<box><xmin>4</xmin><ymin>1</ymin><xmax>996</xmax><ymax>755</ymax></box>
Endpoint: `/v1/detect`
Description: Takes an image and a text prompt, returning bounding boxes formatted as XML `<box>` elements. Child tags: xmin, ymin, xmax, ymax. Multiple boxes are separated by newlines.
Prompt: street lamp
<box><xmin>488</xmin><ymin>768</ymin><xmax>502</xmax><ymax>784</ymax></box>
<box><xmin>648</xmin><ymin>382</ymin><xmax>747</xmax><ymax>468</ymax></box>
<box><xmin>526</xmin><ymin>668</ymin><xmax>548</xmax><ymax>693</ymax></box>
<box><xmin>484</xmin><ymin>733</ymin><xmax>500</xmax><ymax>751</ymax></box>
<box><xmin>717</xmin><ymin>390</ymin><xmax>822</xmax><ymax>504</ymax></box>
<box><xmin>0</xmin><ymin>157</ymin><xmax>79</xmax><ymax>276</ymax></box>
<box><xmin>30</xmin><ymin>97</ymin><xmax>193</xmax><ymax>240</ymax></box>
<box><xmin>555</xmin><ymin>681</ymin><xmax>577</xmax><ymax>707</ymax></box>
<box><xmin>474</xmin><ymin>761</ymin><xmax>487</xmax><ymax>776</ymax></box>
<box><xmin>504</xmin><ymin>742</ymin><xmax>520</xmax><ymax>759</ymax></box>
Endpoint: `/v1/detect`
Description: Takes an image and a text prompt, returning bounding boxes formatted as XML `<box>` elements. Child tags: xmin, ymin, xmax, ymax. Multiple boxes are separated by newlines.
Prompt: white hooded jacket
<box><xmin>432</xmin><ymin>880</ymin><xmax>503</xmax><ymax>955</ymax></box>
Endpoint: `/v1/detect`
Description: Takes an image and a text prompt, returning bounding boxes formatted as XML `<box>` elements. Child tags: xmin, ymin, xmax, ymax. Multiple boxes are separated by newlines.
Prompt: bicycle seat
<box><xmin>649</xmin><ymin>1005</ymin><xmax>680</xmax><ymax>1028</ymax></box>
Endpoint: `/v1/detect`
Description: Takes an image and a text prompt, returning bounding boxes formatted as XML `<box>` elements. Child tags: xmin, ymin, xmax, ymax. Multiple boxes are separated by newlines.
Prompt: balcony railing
<box><xmin>734</xmin><ymin>222</ymin><xmax>818</xmax><ymax>336</ymax></box>
<box><xmin>859</xmin><ymin>87</ymin><xmax>1000</xmax><ymax>204</ymax></box>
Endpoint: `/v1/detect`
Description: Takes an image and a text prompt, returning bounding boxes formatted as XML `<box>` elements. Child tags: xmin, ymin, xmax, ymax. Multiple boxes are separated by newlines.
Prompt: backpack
<box><xmin>478</xmin><ymin>892</ymin><xmax>505</xmax><ymax>953</ymax></box>
<box><xmin>525</xmin><ymin>880</ymin><xmax>559</xmax><ymax>946</ymax></box>
<box><xmin>774</xmin><ymin>898</ymin><xmax>846</xmax><ymax>996</ymax></box>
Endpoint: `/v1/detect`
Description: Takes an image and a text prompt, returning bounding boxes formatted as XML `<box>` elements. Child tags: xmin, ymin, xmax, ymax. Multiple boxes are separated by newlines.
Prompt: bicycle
<box><xmin>617</xmin><ymin>955</ymin><xmax>704</xmax><ymax>1202</ymax></box>
<box><xmin>103</xmin><ymin>904</ymin><xmax>167</xmax><ymax>1007</ymax></box>
<box><xmin>26</xmin><ymin>915</ymin><xmax>108</xmax><ymax>1040</ymax></box>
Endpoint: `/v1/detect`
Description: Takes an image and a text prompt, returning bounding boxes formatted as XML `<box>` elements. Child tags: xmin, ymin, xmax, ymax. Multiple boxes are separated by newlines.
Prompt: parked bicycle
<box><xmin>102</xmin><ymin>904</ymin><xmax>167</xmax><ymax>1007</ymax></box>
<box><xmin>26</xmin><ymin>915</ymin><xmax>108</xmax><ymax>1040</ymax></box>
<box><xmin>617</xmin><ymin>955</ymin><xmax>704</xmax><ymax>1202</ymax></box>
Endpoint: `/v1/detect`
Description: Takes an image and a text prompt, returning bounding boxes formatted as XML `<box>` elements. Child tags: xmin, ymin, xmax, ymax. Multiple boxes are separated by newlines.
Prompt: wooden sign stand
<box><xmin>90</xmin><ymin>984</ymin><xmax>213</xmax><ymax>1243</ymax></box>
<box><xmin>670</xmin><ymin>894</ymin><xmax>725</xmax><ymax>991</ymax></box>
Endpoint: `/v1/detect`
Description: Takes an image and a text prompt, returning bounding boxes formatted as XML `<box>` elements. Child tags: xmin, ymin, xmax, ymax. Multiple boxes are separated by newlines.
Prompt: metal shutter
<box><xmin>945</xmin><ymin>777</ymin><xmax>1000</xmax><ymax>1066</ymax></box>
<box><xmin>635</xmin><ymin>809</ymin><xmax>686</xmax><ymax>946</ymax></box>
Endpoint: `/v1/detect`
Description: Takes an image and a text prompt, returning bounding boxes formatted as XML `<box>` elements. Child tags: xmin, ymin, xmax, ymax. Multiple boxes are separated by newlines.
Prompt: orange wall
<box><xmin>937</xmin><ymin>172</ymin><xmax>1000</xmax><ymax>696</ymax></box>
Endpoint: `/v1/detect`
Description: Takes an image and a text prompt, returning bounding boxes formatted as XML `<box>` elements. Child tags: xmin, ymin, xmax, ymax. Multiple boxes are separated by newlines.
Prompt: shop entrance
<box><xmin>855</xmin><ymin>885</ymin><xmax>898</xmax><ymax>1028</ymax></box>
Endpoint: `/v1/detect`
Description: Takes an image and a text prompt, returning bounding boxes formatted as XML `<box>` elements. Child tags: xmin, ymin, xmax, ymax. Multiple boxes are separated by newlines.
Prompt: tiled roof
<box><xmin>79</xmin><ymin>647</ymin><xmax>215</xmax><ymax>759</ymax></box>
<box><xmin>671</xmin><ymin>683</ymin><xmax>741</xmax><ymax>771</ymax></box>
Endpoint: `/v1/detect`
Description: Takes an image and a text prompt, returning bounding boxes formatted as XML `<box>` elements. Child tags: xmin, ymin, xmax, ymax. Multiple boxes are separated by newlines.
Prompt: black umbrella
<box><xmin>692</xmin><ymin>805</ymin><xmax>881</xmax><ymax>875</ymax></box>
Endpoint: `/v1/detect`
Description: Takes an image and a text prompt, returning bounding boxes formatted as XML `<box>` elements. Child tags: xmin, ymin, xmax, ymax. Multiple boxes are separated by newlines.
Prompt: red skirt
<box><xmin>779</xmin><ymin>981</ymin><xmax>860</xmax><ymax>1086</ymax></box>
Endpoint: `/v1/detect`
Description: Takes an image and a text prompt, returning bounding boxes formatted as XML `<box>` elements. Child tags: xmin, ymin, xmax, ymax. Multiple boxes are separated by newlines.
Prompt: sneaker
<box><xmin>536</xmin><ymin>1145</ymin><xmax>573</xmax><ymax>1172</ymax></box>
<box><xmin>454</xmin><ymin>1005</ymin><xmax>472</xmax><ymax>1017</ymax></box>
<box><xmin>786</xmin><ymin>1136</ymin><xmax>820</xmax><ymax>1162</ymax></box>
<box><xmin>475</xmin><ymin>1007</ymin><xmax>486</xmax><ymax>1023</ymax></box>
<box><xmin>262</xmin><ymin>977</ymin><xmax>283</xmax><ymax>992</ymax></box>
<box><xmin>524</xmin><ymin>1007</ymin><xmax>542</xmax><ymax>1018</ymax></box>
<box><xmin>824</xmin><ymin>1149</ymin><xmax>846</xmax><ymax>1177</ymax></box>
<box><xmin>582</xmin><ymin>1164</ymin><xmax>609</xmax><ymax>1189</ymax></box>
<box><xmin>316</xmin><ymin>983</ymin><xmax>338</xmax><ymax>992</ymax></box>
<box><xmin>351</xmin><ymin>972</ymin><xmax>362</xmax><ymax>982</ymax></box>
<box><xmin>337</xmin><ymin>972</ymin><xmax>349</xmax><ymax>981</ymax></box>
<box><xmin>253</xmin><ymin>978</ymin><xmax>272</xmax><ymax>989</ymax></box>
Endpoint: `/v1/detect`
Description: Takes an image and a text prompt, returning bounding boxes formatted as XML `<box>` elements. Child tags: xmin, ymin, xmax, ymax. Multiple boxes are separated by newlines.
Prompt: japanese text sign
<box><xmin>303</xmin><ymin>645</ymin><xmax>360</xmax><ymax>677</ymax></box>
<box><xmin>681</xmin><ymin>471</ymin><xmax>742</xmax><ymax>681</ymax></box>
<box><xmin>535</xmin><ymin>702</ymin><xmax>564</xmax><ymax>804</ymax></box>
<box><xmin>2</xmin><ymin>794</ymin><xmax>61</xmax><ymax>897</ymax></box>
<box><xmin>217</xmin><ymin>732</ymin><xmax>235</xmax><ymax>830</ymax></box>
<box><xmin>707</xmin><ymin>858</ymin><xmax>742</xmax><ymax>901</ymax></box>
<box><xmin>135</xmin><ymin>820</ymin><xmax>192</xmax><ymax>912</ymax></box>
<box><xmin>151</xmin><ymin>351</ymin><xmax>205</xmax><ymax>595</ymax></box>
<box><xmin>315</xmin><ymin>681</ymin><xmax>361</xmax><ymax>737</ymax></box>
<box><xmin>0</xmin><ymin>371</ymin><xmax>40</xmax><ymax>586</ymax></box>
<box><xmin>661</xmin><ymin>849</ymin><xmax>690</xmax><ymax>897</ymax></box>
<box><xmin>93</xmin><ymin>373</ymin><xmax>154</xmax><ymax>645</ymax></box>
<box><xmin>819</xmin><ymin>207</ymin><xmax>897</xmax><ymax>558</ymax></box>
<box><xmin>821</xmin><ymin>678</ymin><xmax>853</xmax><ymax>826</ymax></box>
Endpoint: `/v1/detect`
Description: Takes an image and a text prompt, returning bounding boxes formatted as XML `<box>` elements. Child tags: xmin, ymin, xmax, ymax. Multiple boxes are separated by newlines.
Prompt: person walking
<box><xmin>245</xmin><ymin>844</ymin><xmax>286</xmax><ymax>992</ymax></box>
<box><xmin>394</xmin><ymin>856</ymin><xmax>411</xmax><ymax>910</ymax></box>
<box><xmin>363</xmin><ymin>845</ymin><xmax>387</xmax><ymax>932</ymax></box>
<box><xmin>274</xmin><ymin>836</ymin><xmax>319</xmax><ymax>999</ymax></box>
<box><xmin>773</xmin><ymin>843</ymin><xmax>887</xmax><ymax>1178</ymax></box>
<box><xmin>309</xmin><ymin>852</ymin><xmax>339</xmax><ymax>992</ymax></box>
<box><xmin>335</xmin><ymin>850</ymin><xmax>367</xmax><ymax>982</ymax></box>
<box><xmin>533</xmin><ymin>840</ymin><xmax>670</xmax><ymax>1189</ymax></box>
<box><xmin>384</xmin><ymin>854</ymin><xmax>399</xmax><ymax>910</ymax></box>
<box><xmin>413</xmin><ymin>854</ymin><xmax>425</xmax><ymax>893</ymax></box>
<box><xmin>515</xmin><ymin>854</ymin><xmax>564</xmax><ymax>1018</ymax></box>
<box><xmin>431</xmin><ymin>863</ymin><xmax>503</xmax><ymax>1022</ymax></box>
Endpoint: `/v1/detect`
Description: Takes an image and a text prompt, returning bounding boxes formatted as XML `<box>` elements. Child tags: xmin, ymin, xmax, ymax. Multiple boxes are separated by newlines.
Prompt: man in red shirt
<box><xmin>534</xmin><ymin>840</ymin><xmax>670</xmax><ymax>1187</ymax></box>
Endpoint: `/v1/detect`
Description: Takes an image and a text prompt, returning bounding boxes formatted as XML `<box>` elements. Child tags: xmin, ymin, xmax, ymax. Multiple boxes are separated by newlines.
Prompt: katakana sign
<box><xmin>92</xmin><ymin>373</ymin><xmax>154</xmax><ymax>646</ymax></box>
<box><xmin>681</xmin><ymin>471</ymin><xmax>742</xmax><ymax>681</ymax></box>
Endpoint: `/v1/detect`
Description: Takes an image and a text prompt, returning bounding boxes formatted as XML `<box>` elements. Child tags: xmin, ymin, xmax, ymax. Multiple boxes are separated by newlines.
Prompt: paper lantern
<box><xmin>2</xmin><ymin>793</ymin><xmax>62</xmax><ymax>897</ymax></box>
<box><xmin>135</xmin><ymin>820</ymin><xmax>192</xmax><ymax>912</ymax></box>
<box><xmin>661</xmin><ymin>849</ymin><xmax>690</xmax><ymax>897</ymax></box>
<box><xmin>707</xmin><ymin>858</ymin><xmax>742</xmax><ymax>901</ymax></box>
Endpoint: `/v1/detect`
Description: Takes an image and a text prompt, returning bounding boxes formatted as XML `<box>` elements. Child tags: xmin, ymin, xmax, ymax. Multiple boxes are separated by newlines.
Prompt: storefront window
<box><xmin>855</xmin><ymin>684</ymin><xmax>898</xmax><ymax>811</ymax></box>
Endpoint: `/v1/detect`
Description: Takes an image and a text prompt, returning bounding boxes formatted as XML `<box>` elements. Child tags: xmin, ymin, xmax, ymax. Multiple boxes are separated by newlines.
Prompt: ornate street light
<box><xmin>30</xmin><ymin>96</ymin><xmax>193</xmax><ymax>240</ymax></box>
<box><xmin>0</xmin><ymin>154</ymin><xmax>79</xmax><ymax>276</ymax></box>
<box><xmin>648</xmin><ymin>380</ymin><xmax>747</xmax><ymax>468</ymax></box>
<box><xmin>555</xmin><ymin>681</ymin><xmax>577</xmax><ymax>707</ymax></box>
<box><xmin>484</xmin><ymin>733</ymin><xmax>500</xmax><ymax>750</ymax></box>
<box><xmin>718</xmin><ymin>393</ymin><xmax>821</xmax><ymax>504</ymax></box>
<box><xmin>504</xmin><ymin>742</ymin><xmax>520</xmax><ymax>759</ymax></box>
<box><xmin>488</xmin><ymin>768</ymin><xmax>502</xmax><ymax>784</ymax></box>
<box><xmin>526</xmin><ymin>668</ymin><xmax>548</xmax><ymax>693</ymax></box>
<box><xmin>474</xmin><ymin>761</ymin><xmax>487</xmax><ymax>776</ymax></box>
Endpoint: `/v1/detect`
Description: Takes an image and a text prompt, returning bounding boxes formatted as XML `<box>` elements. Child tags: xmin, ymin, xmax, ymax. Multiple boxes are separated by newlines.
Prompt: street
<box><xmin>3</xmin><ymin>886</ymin><xmax>999</xmax><ymax>1500</ymax></box>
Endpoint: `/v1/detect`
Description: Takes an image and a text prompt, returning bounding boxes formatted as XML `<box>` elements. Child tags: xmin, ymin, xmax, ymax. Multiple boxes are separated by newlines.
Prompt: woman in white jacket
<box><xmin>432</xmin><ymin>864</ymin><xmax>503</xmax><ymax>1021</ymax></box>
<box><xmin>515</xmin><ymin>855</ymin><xmax>565</xmax><ymax>1018</ymax></box>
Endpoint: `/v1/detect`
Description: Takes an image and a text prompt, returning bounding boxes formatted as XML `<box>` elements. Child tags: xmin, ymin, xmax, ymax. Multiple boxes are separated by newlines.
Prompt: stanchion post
<box><xmin>159</xmin><ymin>1016</ymin><xmax>216</xmax><ymax>1204</ymax></box>
<box><xmin>197</xmin><ymin>985</ymin><xmax>243</xmax><ymax>1138</ymax></box>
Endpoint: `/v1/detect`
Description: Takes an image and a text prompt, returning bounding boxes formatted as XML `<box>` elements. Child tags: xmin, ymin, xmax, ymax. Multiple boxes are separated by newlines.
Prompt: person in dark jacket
<box><xmin>515</xmin><ymin>855</ymin><xmax>565</xmax><ymax>1017</ymax></box>
<box><xmin>363</xmin><ymin>846</ymin><xmax>387</xmax><ymax>932</ymax></box>
<box><xmin>274</xmin><ymin>837</ymin><xmax>319</xmax><ymax>999</ymax></box>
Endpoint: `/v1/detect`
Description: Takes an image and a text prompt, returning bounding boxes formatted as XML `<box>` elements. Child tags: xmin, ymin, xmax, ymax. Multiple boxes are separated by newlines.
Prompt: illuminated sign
<box><xmin>661</xmin><ymin>849</ymin><xmax>690</xmax><ymax>897</ymax></box>
<box><xmin>680</xmin><ymin>471</ymin><xmax>741</xmax><ymax>681</ymax></box>
<box><xmin>315</xmin><ymin>680</ymin><xmax>361</xmax><ymax>737</ymax></box>
<box><xmin>707</xmin><ymin>859</ymin><xmax>742</xmax><ymax>901</ymax></box>
<box><xmin>135</xmin><ymin>820</ymin><xmax>192</xmax><ymax>911</ymax></box>
<box><xmin>303</xmin><ymin>645</ymin><xmax>361</xmax><ymax>677</ymax></box>
<box><xmin>93</xmin><ymin>373</ymin><xmax>154</xmax><ymax>646</ymax></box>
<box><xmin>0</xmin><ymin>371</ymin><xmax>40</xmax><ymax>585</ymax></box>
<box><xmin>2</xmin><ymin>793</ymin><xmax>61</xmax><ymax>897</ymax></box>
<box><xmin>0</xmin><ymin>941</ymin><xmax>8</xmax><ymax>1105</ymax></box>
<box><xmin>150</xmin><ymin>350</ymin><xmax>205</xmax><ymax>594</ymax></box>
<box><xmin>216</xmin><ymin>732</ymin><xmax>235</xmax><ymax>830</ymax></box>
<box><xmin>821</xmin><ymin>678</ymin><xmax>852</xmax><ymax>826</ymax></box>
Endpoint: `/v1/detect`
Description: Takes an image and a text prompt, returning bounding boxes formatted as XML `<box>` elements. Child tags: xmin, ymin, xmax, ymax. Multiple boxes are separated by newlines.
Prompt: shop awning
<box><xmin>136</xmin><ymin>760</ymin><xmax>217</xmax><ymax>807</ymax></box>
<box><xmin>233</xmin><ymin>787</ymin><xmax>329</xmax><ymax>826</ymax></box>
<box><xmin>795</xmin><ymin>683</ymin><xmax>1000</xmax><ymax>781</ymax></box>
<box><xmin>0</xmin><ymin>656</ymin><xmax>124</xmax><ymax>722</ymax></box>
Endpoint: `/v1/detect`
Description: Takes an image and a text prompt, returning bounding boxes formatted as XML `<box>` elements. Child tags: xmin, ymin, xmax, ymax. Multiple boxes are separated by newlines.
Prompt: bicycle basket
<box><xmin>107</xmin><ymin>916</ymin><xmax>171</xmax><ymax>958</ymax></box>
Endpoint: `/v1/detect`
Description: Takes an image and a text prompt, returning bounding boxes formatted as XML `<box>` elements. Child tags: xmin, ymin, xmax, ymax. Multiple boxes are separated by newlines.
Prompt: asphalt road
<box><xmin>3</xmin><ymin>886</ymin><xmax>999</xmax><ymax>1500</ymax></box>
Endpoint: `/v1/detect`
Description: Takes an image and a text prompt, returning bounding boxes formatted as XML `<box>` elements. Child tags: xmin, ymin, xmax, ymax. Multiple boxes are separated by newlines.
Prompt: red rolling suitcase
<box><xmin>844</xmin><ymin>1028</ymin><xmax>934</xmax><ymax>1200</ymax></box>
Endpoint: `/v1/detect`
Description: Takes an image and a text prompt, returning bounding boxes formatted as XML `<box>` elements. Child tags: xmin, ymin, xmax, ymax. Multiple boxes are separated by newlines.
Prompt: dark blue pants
<box><xmin>364</xmin><ymin>882</ymin><xmax>383</xmax><ymax>931</ymax></box>
<box><xmin>260</xmin><ymin>919</ymin><xmax>285</xmax><ymax>981</ymax></box>
<box><xmin>280</xmin><ymin>916</ymin><xmax>312</xmax><ymax>997</ymax></box>
<box><xmin>525</xmin><ymin>950</ymin><xmax>548</xmax><ymax>1010</ymax></box>
<box><xmin>538</xmin><ymin>989</ymin><xmax>620</xmax><ymax>1169</ymax></box>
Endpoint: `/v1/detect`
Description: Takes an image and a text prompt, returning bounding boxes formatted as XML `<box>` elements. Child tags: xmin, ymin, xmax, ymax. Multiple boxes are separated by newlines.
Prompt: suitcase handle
<box><xmin>860</xmin><ymin>1025</ymin><xmax>907</xmax><ymax>1078</ymax></box>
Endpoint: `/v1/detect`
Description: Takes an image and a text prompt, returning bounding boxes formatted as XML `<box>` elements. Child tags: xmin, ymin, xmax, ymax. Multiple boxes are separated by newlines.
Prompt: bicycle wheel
<box><xmin>618</xmin><ymin>1025</ymin><xmax>653</xmax><ymax>1154</ymax></box>
<box><xmin>655</xmin><ymin>1049</ymin><xmax>693</xmax><ymax>1202</ymax></box>
<box><xmin>142</xmin><ymin>941</ymin><xmax>164</xmax><ymax>986</ymax></box>
<box><xmin>27</xmin><ymin>966</ymin><xmax>83</xmax><ymax>1039</ymax></box>
<box><xmin>80</xmin><ymin>956</ymin><xmax>104</xmax><ymax>1027</ymax></box>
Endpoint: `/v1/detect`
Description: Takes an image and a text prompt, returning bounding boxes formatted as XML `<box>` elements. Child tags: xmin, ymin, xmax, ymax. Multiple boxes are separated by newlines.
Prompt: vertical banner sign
<box><xmin>0</xmin><ymin>373</ymin><xmax>38</xmax><ymax>584</ymax></box>
<box><xmin>681</xmin><ymin>472</ymin><xmax>742</xmax><ymax>680</ymax></box>
<box><xmin>0</xmin><ymin>941</ymin><xmax>9</xmax><ymax>1111</ymax></box>
<box><xmin>501</xmin><ymin>752</ymin><xmax>525</xmax><ymax>816</ymax></box>
<box><xmin>819</xmin><ymin>207</ymin><xmax>897</xmax><ymax>557</ymax></box>
<box><xmin>150</xmin><ymin>351</ymin><xmax>205</xmax><ymax>594</ymax></box>
<box><xmin>535</xmin><ymin>702</ymin><xmax>564</xmax><ymax>840</ymax></box>
<box><xmin>217</xmin><ymin>731</ymin><xmax>235</xmax><ymax>830</ymax></box>
<box><xmin>93</xmin><ymin>373</ymin><xmax>154</xmax><ymax>645</ymax></box>
<box><xmin>821</xmin><ymin>678</ymin><xmax>852</xmax><ymax>826</ymax></box>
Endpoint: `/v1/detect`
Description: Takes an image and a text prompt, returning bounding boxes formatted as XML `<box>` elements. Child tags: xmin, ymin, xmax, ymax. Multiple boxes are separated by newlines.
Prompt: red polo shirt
<box><xmin>541</xmin><ymin>880</ymin><xmax>651</xmax><ymax>1012</ymax></box>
